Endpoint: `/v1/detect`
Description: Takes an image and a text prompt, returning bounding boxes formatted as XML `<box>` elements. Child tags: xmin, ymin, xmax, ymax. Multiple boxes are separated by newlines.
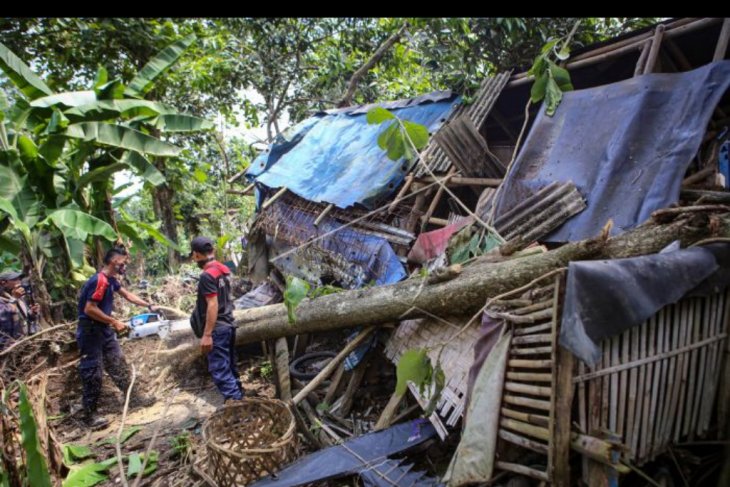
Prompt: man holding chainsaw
<box><xmin>76</xmin><ymin>246</ymin><xmax>156</xmax><ymax>428</ymax></box>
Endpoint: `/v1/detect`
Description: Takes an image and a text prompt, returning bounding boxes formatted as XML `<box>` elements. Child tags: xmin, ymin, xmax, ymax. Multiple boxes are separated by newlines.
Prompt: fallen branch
<box><xmin>0</xmin><ymin>322</ymin><xmax>75</xmax><ymax>358</ymax></box>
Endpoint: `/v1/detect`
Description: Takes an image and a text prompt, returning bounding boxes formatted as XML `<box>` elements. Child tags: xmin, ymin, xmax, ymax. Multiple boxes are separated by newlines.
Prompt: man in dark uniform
<box><xmin>189</xmin><ymin>237</ymin><xmax>243</xmax><ymax>402</ymax></box>
<box><xmin>77</xmin><ymin>247</ymin><xmax>156</xmax><ymax>428</ymax></box>
<box><xmin>0</xmin><ymin>269</ymin><xmax>40</xmax><ymax>340</ymax></box>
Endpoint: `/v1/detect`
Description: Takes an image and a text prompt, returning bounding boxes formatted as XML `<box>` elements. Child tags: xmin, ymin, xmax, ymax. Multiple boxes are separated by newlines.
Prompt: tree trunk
<box><xmin>231</xmin><ymin>212</ymin><xmax>729</xmax><ymax>344</ymax></box>
<box><xmin>151</xmin><ymin>180</ymin><xmax>180</xmax><ymax>272</ymax></box>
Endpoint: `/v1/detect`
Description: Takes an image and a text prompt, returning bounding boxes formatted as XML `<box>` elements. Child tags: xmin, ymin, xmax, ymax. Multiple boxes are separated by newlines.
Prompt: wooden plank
<box><xmin>643</xmin><ymin>24</ymin><xmax>666</xmax><ymax>74</ymax></box>
<box><xmin>512</xmin><ymin>334</ymin><xmax>552</xmax><ymax>345</ymax></box>
<box><xmin>655</xmin><ymin>308</ymin><xmax>672</xmax><ymax>455</ymax></box>
<box><xmin>338</xmin><ymin>357</ymin><xmax>370</xmax><ymax>417</ymax></box>
<box><xmin>504</xmin><ymin>381</ymin><xmax>551</xmax><ymax>397</ymax></box>
<box><xmin>274</xmin><ymin>337</ymin><xmax>292</xmax><ymax>401</ymax></box>
<box><xmin>506</xmin><ymin>372</ymin><xmax>553</xmax><ymax>382</ymax></box>
<box><xmin>658</xmin><ymin>305</ymin><xmax>679</xmax><ymax>451</ymax></box>
<box><xmin>674</xmin><ymin>301</ymin><xmax>692</xmax><ymax>442</ymax></box>
<box><xmin>630</xmin><ymin>319</ymin><xmax>647</xmax><ymax>459</ymax></box>
<box><xmin>323</xmin><ymin>363</ymin><xmax>346</xmax><ymax>405</ymax></box>
<box><xmin>514</xmin><ymin>322</ymin><xmax>553</xmax><ymax>336</ymax></box>
<box><xmin>496</xmin><ymin>461</ymin><xmax>549</xmax><ymax>482</ymax></box>
<box><xmin>638</xmin><ymin>315</ymin><xmax>655</xmax><ymax>462</ymax></box>
<box><xmin>700</xmin><ymin>294</ymin><xmax>724</xmax><ymax>433</ymax></box>
<box><xmin>503</xmin><ymin>394</ymin><xmax>551</xmax><ymax>412</ymax></box>
<box><xmin>509</xmin><ymin>359</ymin><xmax>553</xmax><ymax>369</ymax></box>
<box><xmin>419</xmin><ymin>167</ymin><xmax>456</xmax><ymax>231</ymax></box>
<box><xmin>500</xmin><ymin>418</ymin><xmax>550</xmax><ymax>441</ymax></box>
<box><xmin>553</xmin><ymin>346</ymin><xmax>574</xmax><ymax>487</ymax></box>
<box><xmin>610</xmin><ymin>334</ymin><xmax>620</xmax><ymax>435</ymax></box>
<box><xmin>617</xmin><ymin>330</ymin><xmax>629</xmax><ymax>442</ymax></box>
<box><xmin>690</xmin><ymin>297</ymin><xmax>711</xmax><ymax>438</ymax></box>
<box><xmin>261</xmin><ymin>186</ymin><xmax>287</xmax><ymax>210</ymax></box>
<box><xmin>713</xmin><ymin>18</ymin><xmax>730</xmax><ymax>62</ymax></box>
<box><xmin>625</xmin><ymin>326</ymin><xmax>640</xmax><ymax>459</ymax></box>
<box><xmin>501</xmin><ymin>407</ymin><xmax>550</xmax><ymax>427</ymax></box>
<box><xmin>292</xmin><ymin>327</ymin><xmax>375</xmax><ymax>405</ymax></box>
<box><xmin>499</xmin><ymin>428</ymin><xmax>549</xmax><ymax>455</ymax></box>
<box><xmin>578</xmin><ymin>361</ymin><xmax>587</xmax><ymax>433</ymax></box>
<box><xmin>683</xmin><ymin>299</ymin><xmax>700</xmax><ymax>437</ymax></box>
<box><xmin>718</xmin><ymin>289</ymin><xmax>730</xmax><ymax>439</ymax></box>
<box><xmin>646</xmin><ymin>313</ymin><xmax>662</xmax><ymax>461</ymax></box>
<box><xmin>510</xmin><ymin>346</ymin><xmax>553</xmax><ymax>355</ymax></box>
<box><xmin>601</xmin><ymin>339</ymin><xmax>610</xmax><ymax>432</ymax></box>
<box><xmin>374</xmin><ymin>391</ymin><xmax>404</xmax><ymax>430</ymax></box>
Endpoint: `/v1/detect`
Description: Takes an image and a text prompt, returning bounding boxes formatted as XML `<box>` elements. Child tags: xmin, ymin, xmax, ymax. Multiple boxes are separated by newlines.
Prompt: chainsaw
<box><xmin>127</xmin><ymin>312</ymin><xmax>190</xmax><ymax>339</ymax></box>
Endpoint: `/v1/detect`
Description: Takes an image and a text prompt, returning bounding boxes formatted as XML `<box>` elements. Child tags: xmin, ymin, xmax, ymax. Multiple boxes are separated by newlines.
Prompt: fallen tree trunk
<box><xmin>230</xmin><ymin>212</ymin><xmax>728</xmax><ymax>344</ymax></box>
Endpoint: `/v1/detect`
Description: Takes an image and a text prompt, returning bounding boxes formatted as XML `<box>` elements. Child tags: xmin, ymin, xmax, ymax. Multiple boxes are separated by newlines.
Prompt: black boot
<box><xmin>82</xmin><ymin>409</ymin><xmax>110</xmax><ymax>430</ymax></box>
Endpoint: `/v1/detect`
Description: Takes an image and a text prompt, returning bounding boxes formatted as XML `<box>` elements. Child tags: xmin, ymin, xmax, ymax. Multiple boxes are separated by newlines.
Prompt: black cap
<box><xmin>189</xmin><ymin>236</ymin><xmax>214</xmax><ymax>257</ymax></box>
<box><xmin>0</xmin><ymin>270</ymin><xmax>24</xmax><ymax>281</ymax></box>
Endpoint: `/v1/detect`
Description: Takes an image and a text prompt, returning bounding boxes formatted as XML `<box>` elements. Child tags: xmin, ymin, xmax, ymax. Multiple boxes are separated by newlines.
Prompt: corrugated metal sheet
<box><xmin>416</xmin><ymin>71</ymin><xmax>512</xmax><ymax>176</ymax></box>
<box><xmin>434</xmin><ymin>116</ymin><xmax>505</xmax><ymax>178</ymax></box>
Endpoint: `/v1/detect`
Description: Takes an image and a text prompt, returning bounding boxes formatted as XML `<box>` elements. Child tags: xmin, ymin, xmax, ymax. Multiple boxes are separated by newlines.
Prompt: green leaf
<box><xmin>0</xmin><ymin>197</ymin><xmax>32</xmax><ymax>246</ymax></box>
<box><xmin>556</xmin><ymin>45</ymin><xmax>571</xmax><ymax>61</ymax></box>
<box><xmin>126</xmin><ymin>453</ymin><xmax>142</xmax><ymax>477</ymax></box>
<box><xmin>93</xmin><ymin>66</ymin><xmax>108</xmax><ymax>89</ymax></box>
<box><xmin>94</xmin><ymin>79</ymin><xmax>125</xmax><ymax>101</ymax></box>
<box><xmin>0</xmin><ymin>164</ymin><xmax>41</xmax><ymax>228</ymax></box>
<box><xmin>66</xmin><ymin>237</ymin><xmax>86</xmax><ymax>269</ymax></box>
<box><xmin>366</xmin><ymin>106</ymin><xmax>395</xmax><ymax>124</ymax></box>
<box><xmin>45</xmin><ymin>209</ymin><xmax>117</xmax><ymax>242</ymax></box>
<box><xmin>284</xmin><ymin>275</ymin><xmax>310</xmax><ymax>324</ymax></box>
<box><xmin>65</xmin><ymin>100</ymin><xmax>176</xmax><ymax>120</ymax></box>
<box><xmin>17</xmin><ymin>135</ymin><xmax>38</xmax><ymax>161</ymax></box>
<box><xmin>121</xmin><ymin>152</ymin><xmax>165</xmax><ymax>187</ymax></box>
<box><xmin>38</xmin><ymin>135</ymin><xmax>66</xmax><ymax>164</ymax></box>
<box><xmin>549</xmin><ymin>62</ymin><xmax>574</xmax><ymax>92</ymax></box>
<box><xmin>31</xmin><ymin>91</ymin><xmax>97</xmax><ymax>108</ymax></box>
<box><xmin>62</xmin><ymin>462</ymin><xmax>109</xmax><ymax>487</ymax></box>
<box><xmin>136</xmin><ymin>221</ymin><xmax>182</xmax><ymax>251</ymax></box>
<box><xmin>540</xmin><ymin>39</ymin><xmax>560</xmax><ymax>55</ymax></box>
<box><xmin>402</xmin><ymin>120</ymin><xmax>429</xmax><ymax>150</ymax></box>
<box><xmin>117</xmin><ymin>222</ymin><xmax>146</xmax><ymax>251</ymax></box>
<box><xmin>47</xmin><ymin>109</ymin><xmax>70</xmax><ymax>134</ymax></box>
<box><xmin>64</xmin><ymin>122</ymin><xmax>182</xmax><ymax>157</ymax></box>
<box><xmin>98</xmin><ymin>425</ymin><xmax>141</xmax><ymax>446</ymax></box>
<box><xmin>395</xmin><ymin>348</ymin><xmax>432</xmax><ymax>397</ymax></box>
<box><xmin>62</xmin><ymin>444</ymin><xmax>94</xmax><ymax>466</ymax></box>
<box><xmin>18</xmin><ymin>382</ymin><xmax>52</xmax><ymax>487</ymax></box>
<box><xmin>150</xmin><ymin>114</ymin><xmax>214</xmax><ymax>132</ymax></box>
<box><xmin>193</xmin><ymin>168</ymin><xmax>208</xmax><ymax>183</ymax></box>
<box><xmin>0</xmin><ymin>42</ymin><xmax>54</xmax><ymax>100</ymax></box>
<box><xmin>377</xmin><ymin>121</ymin><xmax>398</xmax><ymax>151</ymax></box>
<box><xmin>126</xmin><ymin>34</ymin><xmax>196</xmax><ymax>97</ymax></box>
<box><xmin>527</xmin><ymin>54</ymin><xmax>547</xmax><ymax>77</ymax></box>
<box><xmin>530</xmin><ymin>73</ymin><xmax>548</xmax><ymax>104</ymax></box>
<box><xmin>544</xmin><ymin>77</ymin><xmax>564</xmax><ymax>117</ymax></box>
<box><xmin>0</xmin><ymin>235</ymin><xmax>21</xmax><ymax>254</ymax></box>
<box><xmin>76</xmin><ymin>162</ymin><xmax>129</xmax><ymax>190</ymax></box>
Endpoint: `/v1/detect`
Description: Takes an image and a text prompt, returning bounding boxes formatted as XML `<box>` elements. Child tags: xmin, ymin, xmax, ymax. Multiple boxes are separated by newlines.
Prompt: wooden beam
<box><xmin>291</xmin><ymin>327</ymin><xmax>375</xmax><ymax>405</ymax></box>
<box><xmin>261</xmin><ymin>186</ymin><xmax>287</xmax><ymax>210</ymax></box>
<box><xmin>375</xmin><ymin>391</ymin><xmax>404</xmax><ymax>430</ymax></box>
<box><xmin>314</xmin><ymin>203</ymin><xmax>334</xmax><ymax>227</ymax></box>
<box><xmin>274</xmin><ymin>337</ymin><xmax>291</xmax><ymax>401</ymax></box>
<box><xmin>643</xmin><ymin>24</ymin><xmax>666</xmax><ymax>74</ymax></box>
<box><xmin>416</xmin><ymin>175</ymin><xmax>502</xmax><ymax>187</ymax></box>
<box><xmin>714</xmin><ymin>18</ymin><xmax>730</xmax><ymax>61</ymax></box>
<box><xmin>553</xmin><ymin>347</ymin><xmax>575</xmax><ymax>487</ymax></box>
<box><xmin>338</xmin><ymin>356</ymin><xmax>370</xmax><ymax>417</ymax></box>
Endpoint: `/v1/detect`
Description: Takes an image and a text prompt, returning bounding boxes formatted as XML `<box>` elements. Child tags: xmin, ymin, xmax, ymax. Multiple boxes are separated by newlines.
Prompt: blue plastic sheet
<box><xmin>249</xmin><ymin>420</ymin><xmax>437</xmax><ymax>487</ymax></box>
<box><xmin>247</xmin><ymin>92</ymin><xmax>460</xmax><ymax>209</ymax></box>
<box><xmin>494</xmin><ymin>61</ymin><xmax>730</xmax><ymax>242</ymax></box>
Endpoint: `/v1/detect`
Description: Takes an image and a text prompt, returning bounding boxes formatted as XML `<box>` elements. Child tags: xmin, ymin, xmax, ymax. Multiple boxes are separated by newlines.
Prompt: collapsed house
<box><xmin>228</xmin><ymin>17</ymin><xmax>730</xmax><ymax>487</ymax></box>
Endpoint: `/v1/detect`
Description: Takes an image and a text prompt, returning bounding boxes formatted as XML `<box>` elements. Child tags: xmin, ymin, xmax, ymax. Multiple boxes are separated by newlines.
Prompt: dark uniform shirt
<box><xmin>194</xmin><ymin>260</ymin><xmax>234</xmax><ymax>329</ymax></box>
<box><xmin>78</xmin><ymin>272</ymin><xmax>121</xmax><ymax>320</ymax></box>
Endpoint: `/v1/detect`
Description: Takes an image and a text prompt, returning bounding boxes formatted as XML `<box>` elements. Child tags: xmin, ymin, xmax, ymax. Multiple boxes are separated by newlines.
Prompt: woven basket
<box><xmin>202</xmin><ymin>398</ymin><xmax>298</xmax><ymax>486</ymax></box>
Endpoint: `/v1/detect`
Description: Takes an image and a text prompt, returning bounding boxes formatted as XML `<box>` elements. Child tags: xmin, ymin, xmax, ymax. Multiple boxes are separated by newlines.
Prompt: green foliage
<box><xmin>62</xmin><ymin>462</ymin><xmax>109</xmax><ymax>487</ymax></box>
<box><xmin>97</xmin><ymin>425</ymin><xmax>141</xmax><ymax>446</ymax></box>
<box><xmin>368</xmin><ymin>107</ymin><xmax>430</xmax><ymax>162</ymax></box>
<box><xmin>395</xmin><ymin>348</ymin><xmax>432</xmax><ymax>397</ymax></box>
<box><xmin>527</xmin><ymin>32</ymin><xmax>577</xmax><ymax>116</ymax></box>
<box><xmin>170</xmin><ymin>431</ymin><xmax>192</xmax><ymax>460</ymax></box>
<box><xmin>62</xmin><ymin>444</ymin><xmax>94</xmax><ymax>467</ymax></box>
<box><xmin>259</xmin><ymin>360</ymin><xmax>273</xmax><ymax>380</ymax></box>
<box><xmin>17</xmin><ymin>382</ymin><xmax>52</xmax><ymax>487</ymax></box>
<box><xmin>126</xmin><ymin>451</ymin><xmax>158</xmax><ymax>477</ymax></box>
<box><xmin>284</xmin><ymin>275</ymin><xmax>311</xmax><ymax>324</ymax></box>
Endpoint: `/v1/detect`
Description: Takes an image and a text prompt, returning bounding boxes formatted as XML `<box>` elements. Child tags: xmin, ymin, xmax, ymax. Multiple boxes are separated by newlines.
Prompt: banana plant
<box><xmin>0</xmin><ymin>35</ymin><xmax>212</xmax><ymax>318</ymax></box>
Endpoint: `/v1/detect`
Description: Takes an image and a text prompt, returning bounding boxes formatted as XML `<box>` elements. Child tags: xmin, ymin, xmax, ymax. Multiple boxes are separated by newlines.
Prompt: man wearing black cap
<box><xmin>0</xmin><ymin>269</ymin><xmax>40</xmax><ymax>347</ymax></box>
<box><xmin>189</xmin><ymin>236</ymin><xmax>244</xmax><ymax>402</ymax></box>
<box><xmin>76</xmin><ymin>247</ymin><xmax>157</xmax><ymax>428</ymax></box>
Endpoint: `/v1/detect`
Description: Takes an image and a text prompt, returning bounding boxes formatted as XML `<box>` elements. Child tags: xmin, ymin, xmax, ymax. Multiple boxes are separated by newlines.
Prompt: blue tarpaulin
<box><xmin>247</xmin><ymin>92</ymin><xmax>460</xmax><ymax>209</ymax></box>
<box><xmin>494</xmin><ymin>61</ymin><xmax>730</xmax><ymax>242</ymax></box>
<box><xmin>266</xmin><ymin>200</ymin><xmax>407</xmax><ymax>287</ymax></box>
